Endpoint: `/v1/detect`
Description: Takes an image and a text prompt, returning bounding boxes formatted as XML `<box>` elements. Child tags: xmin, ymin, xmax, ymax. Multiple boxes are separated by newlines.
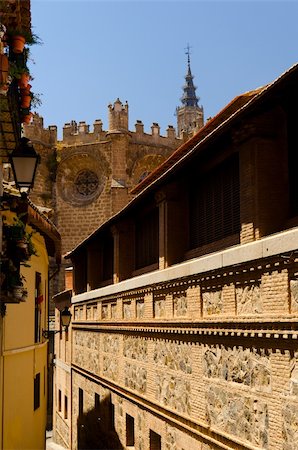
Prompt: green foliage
<box><xmin>6</xmin><ymin>28</ymin><xmax>42</xmax><ymax>46</ymax></box>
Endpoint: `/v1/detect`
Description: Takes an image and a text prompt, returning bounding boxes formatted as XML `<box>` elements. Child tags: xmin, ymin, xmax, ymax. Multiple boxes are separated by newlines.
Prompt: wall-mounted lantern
<box><xmin>9</xmin><ymin>137</ymin><xmax>40</xmax><ymax>194</ymax></box>
<box><xmin>42</xmin><ymin>307</ymin><xmax>72</xmax><ymax>339</ymax></box>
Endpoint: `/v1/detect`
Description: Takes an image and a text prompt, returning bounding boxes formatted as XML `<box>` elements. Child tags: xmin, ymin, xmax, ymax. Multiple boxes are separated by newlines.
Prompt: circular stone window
<box><xmin>75</xmin><ymin>170</ymin><xmax>99</xmax><ymax>197</ymax></box>
<box><xmin>56</xmin><ymin>153</ymin><xmax>107</xmax><ymax>207</ymax></box>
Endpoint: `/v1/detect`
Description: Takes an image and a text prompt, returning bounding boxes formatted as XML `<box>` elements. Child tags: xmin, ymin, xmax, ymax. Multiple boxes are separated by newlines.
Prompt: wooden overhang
<box><xmin>65</xmin><ymin>62</ymin><xmax>298</xmax><ymax>260</ymax></box>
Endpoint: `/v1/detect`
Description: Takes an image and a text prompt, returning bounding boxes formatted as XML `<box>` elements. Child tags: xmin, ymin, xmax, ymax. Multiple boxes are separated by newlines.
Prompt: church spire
<box><xmin>176</xmin><ymin>44</ymin><xmax>204</xmax><ymax>138</ymax></box>
<box><xmin>181</xmin><ymin>44</ymin><xmax>199</xmax><ymax>107</ymax></box>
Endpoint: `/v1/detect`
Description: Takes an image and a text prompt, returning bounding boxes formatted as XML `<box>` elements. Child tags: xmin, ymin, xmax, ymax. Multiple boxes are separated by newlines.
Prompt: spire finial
<box><xmin>185</xmin><ymin>43</ymin><xmax>192</xmax><ymax>68</ymax></box>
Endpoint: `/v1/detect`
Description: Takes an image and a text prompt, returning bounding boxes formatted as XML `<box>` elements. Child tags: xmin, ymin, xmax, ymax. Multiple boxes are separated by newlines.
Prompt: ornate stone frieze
<box><xmin>206</xmin><ymin>385</ymin><xmax>269</xmax><ymax>448</ymax></box>
<box><xmin>282</xmin><ymin>402</ymin><xmax>298</xmax><ymax>450</ymax></box>
<box><xmin>124</xmin><ymin>362</ymin><xmax>147</xmax><ymax>393</ymax></box>
<box><xmin>73</xmin><ymin>330</ymin><xmax>99</xmax><ymax>373</ymax></box>
<box><xmin>290</xmin><ymin>352</ymin><xmax>298</xmax><ymax>396</ymax></box>
<box><xmin>203</xmin><ymin>345</ymin><xmax>271</xmax><ymax>390</ymax></box>
<box><xmin>154</xmin><ymin>296</ymin><xmax>166</xmax><ymax>318</ymax></box>
<box><xmin>102</xmin><ymin>334</ymin><xmax>119</xmax><ymax>354</ymax></box>
<box><xmin>136</xmin><ymin>300</ymin><xmax>145</xmax><ymax>318</ymax></box>
<box><xmin>173</xmin><ymin>293</ymin><xmax>187</xmax><ymax>317</ymax></box>
<box><xmin>156</xmin><ymin>372</ymin><xmax>191</xmax><ymax>415</ymax></box>
<box><xmin>153</xmin><ymin>341</ymin><xmax>192</xmax><ymax>374</ymax></box>
<box><xmin>290</xmin><ymin>278</ymin><xmax>298</xmax><ymax>313</ymax></box>
<box><xmin>123</xmin><ymin>336</ymin><xmax>148</xmax><ymax>361</ymax></box>
<box><xmin>103</xmin><ymin>355</ymin><xmax>118</xmax><ymax>381</ymax></box>
<box><xmin>202</xmin><ymin>289</ymin><xmax>222</xmax><ymax>315</ymax></box>
<box><xmin>236</xmin><ymin>283</ymin><xmax>262</xmax><ymax>315</ymax></box>
<box><xmin>123</xmin><ymin>301</ymin><xmax>132</xmax><ymax>319</ymax></box>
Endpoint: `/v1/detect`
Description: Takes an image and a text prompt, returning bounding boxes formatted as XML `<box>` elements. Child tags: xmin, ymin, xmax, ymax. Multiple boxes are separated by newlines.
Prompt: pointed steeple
<box><xmin>176</xmin><ymin>45</ymin><xmax>204</xmax><ymax>138</ymax></box>
<box><xmin>181</xmin><ymin>45</ymin><xmax>199</xmax><ymax>107</ymax></box>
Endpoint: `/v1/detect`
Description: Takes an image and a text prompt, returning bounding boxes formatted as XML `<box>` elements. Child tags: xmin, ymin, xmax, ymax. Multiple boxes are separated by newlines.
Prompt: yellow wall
<box><xmin>2</xmin><ymin>221</ymin><xmax>49</xmax><ymax>450</ymax></box>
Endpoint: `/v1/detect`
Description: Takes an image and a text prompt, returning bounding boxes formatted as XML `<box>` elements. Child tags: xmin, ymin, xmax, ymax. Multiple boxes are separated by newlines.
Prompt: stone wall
<box><xmin>70</xmin><ymin>255</ymin><xmax>298</xmax><ymax>449</ymax></box>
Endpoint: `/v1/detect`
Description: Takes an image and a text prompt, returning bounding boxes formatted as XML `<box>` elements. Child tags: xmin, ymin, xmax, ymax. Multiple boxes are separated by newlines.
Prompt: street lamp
<box><xmin>9</xmin><ymin>137</ymin><xmax>40</xmax><ymax>194</ymax></box>
<box><xmin>42</xmin><ymin>307</ymin><xmax>72</xmax><ymax>339</ymax></box>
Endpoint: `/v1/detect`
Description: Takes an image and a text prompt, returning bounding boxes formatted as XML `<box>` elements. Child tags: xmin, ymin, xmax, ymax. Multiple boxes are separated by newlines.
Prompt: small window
<box><xmin>150</xmin><ymin>430</ymin><xmax>161</xmax><ymax>450</ymax></box>
<box><xmin>58</xmin><ymin>389</ymin><xmax>62</xmax><ymax>412</ymax></box>
<box><xmin>64</xmin><ymin>395</ymin><xmax>68</xmax><ymax>420</ymax></box>
<box><xmin>34</xmin><ymin>373</ymin><xmax>40</xmax><ymax>411</ymax></box>
<box><xmin>126</xmin><ymin>414</ymin><xmax>135</xmax><ymax>447</ymax></box>
<box><xmin>78</xmin><ymin>388</ymin><xmax>83</xmax><ymax>416</ymax></box>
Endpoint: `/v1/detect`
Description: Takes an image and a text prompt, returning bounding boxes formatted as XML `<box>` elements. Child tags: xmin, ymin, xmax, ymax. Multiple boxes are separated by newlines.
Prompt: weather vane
<box><xmin>185</xmin><ymin>43</ymin><xmax>192</xmax><ymax>67</ymax></box>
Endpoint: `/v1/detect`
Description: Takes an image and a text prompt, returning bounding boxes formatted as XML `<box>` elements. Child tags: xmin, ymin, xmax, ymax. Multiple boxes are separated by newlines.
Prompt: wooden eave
<box><xmin>66</xmin><ymin>62</ymin><xmax>298</xmax><ymax>260</ymax></box>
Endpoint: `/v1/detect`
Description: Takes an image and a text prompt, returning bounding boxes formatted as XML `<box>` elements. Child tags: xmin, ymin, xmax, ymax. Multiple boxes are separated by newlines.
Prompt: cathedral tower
<box><xmin>176</xmin><ymin>46</ymin><xmax>204</xmax><ymax>137</ymax></box>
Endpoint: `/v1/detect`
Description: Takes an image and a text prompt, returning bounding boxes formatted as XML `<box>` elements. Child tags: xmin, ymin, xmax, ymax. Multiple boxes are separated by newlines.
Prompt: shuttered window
<box><xmin>102</xmin><ymin>234</ymin><xmax>114</xmax><ymax>281</ymax></box>
<box><xmin>135</xmin><ymin>207</ymin><xmax>159</xmax><ymax>269</ymax></box>
<box><xmin>189</xmin><ymin>154</ymin><xmax>240</xmax><ymax>249</ymax></box>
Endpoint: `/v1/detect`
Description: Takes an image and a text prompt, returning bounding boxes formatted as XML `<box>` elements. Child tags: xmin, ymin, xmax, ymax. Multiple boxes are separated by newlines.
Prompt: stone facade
<box><xmin>24</xmin><ymin>103</ymin><xmax>181</xmax><ymax>258</ymax></box>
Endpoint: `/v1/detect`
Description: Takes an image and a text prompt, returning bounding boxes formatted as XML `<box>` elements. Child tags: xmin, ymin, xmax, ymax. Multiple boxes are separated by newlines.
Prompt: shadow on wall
<box><xmin>77</xmin><ymin>394</ymin><xmax>124</xmax><ymax>450</ymax></box>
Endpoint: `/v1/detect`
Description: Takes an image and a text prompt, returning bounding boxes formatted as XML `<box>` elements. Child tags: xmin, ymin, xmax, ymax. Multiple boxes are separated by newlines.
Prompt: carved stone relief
<box><xmin>236</xmin><ymin>283</ymin><xmax>262</xmax><ymax>315</ymax></box>
<box><xmin>203</xmin><ymin>345</ymin><xmax>271</xmax><ymax>391</ymax></box>
<box><xmin>156</xmin><ymin>372</ymin><xmax>191</xmax><ymax>415</ymax></box>
<box><xmin>136</xmin><ymin>300</ymin><xmax>145</xmax><ymax>318</ymax></box>
<box><xmin>153</xmin><ymin>341</ymin><xmax>192</xmax><ymax>374</ymax></box>
<box><xmin>202</xmin><ymin>289</ymin><xmax>222</xmax><ymax>315</ymax></box>
<box><xmin>124</xmin><ymin>362</ymin><xmax>147</xmax><ymax>393</ymax></box>
<box><xmin>290</xmin><ymin>279</ymin><xmax>298</xmax><ymax>313</ymax></box>
<box><xmin>154</xmin><ymin>297</ymin><xmax>165</xmax><ymax>318</ymax></box>
<box><xmin>103</xmin><ymin>355</ymin><xmax>118</xmax><ymax>381</ymax></box>
<box><xmin>123</xmin><ymin>336</ymin><xmax>148</xmax><ymax>361</ymax></box>
<box><xmin>282</xmin><ymin>402</ymin><xmax>298</xmax><ymax>450</ymax></box>
<box><xmin>102</xmin><ymin>334</ymin><xmax>119</xmax><ymax>354</ymax></box>
<box><xmin>206</xmin><ymin>385</ymin><xmax>269</xmax><ymax>448</ymax></box>
<box><xmin>123</xmin><ymin>301</ymin><xmax>132</xmax><ymax>319</ymax></box>
<box><xmin>290</xmin><ymin>352</ymin><xmax>298</xmax><ymax>396</ymax></box>
<box><xmin>173</xmin><ymin>293</ymin><xmax>187</xmax><ymax>317</ymax></box>
<box><xmin>73</xmin><ymin>330</ymin><xmax>99</xmax><ymax>373</ymax></box>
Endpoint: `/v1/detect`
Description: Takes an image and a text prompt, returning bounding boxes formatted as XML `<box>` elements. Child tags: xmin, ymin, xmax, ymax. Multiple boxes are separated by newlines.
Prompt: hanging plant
<box><xmin>6</xmin><ymin>29</ymin><xmax>42</xmax><ymax>54</ymax></box>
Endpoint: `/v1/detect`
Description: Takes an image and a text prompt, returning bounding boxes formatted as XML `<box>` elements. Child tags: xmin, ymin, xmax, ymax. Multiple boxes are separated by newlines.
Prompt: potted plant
<box><xmin>6</xmin><ymin>29</ymin><xmax>42</xmax><ymax>54</ymax></box>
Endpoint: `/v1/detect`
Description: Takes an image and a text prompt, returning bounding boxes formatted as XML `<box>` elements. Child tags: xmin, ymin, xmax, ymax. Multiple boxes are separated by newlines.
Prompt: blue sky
<box><xmin>30</xmin><ymin>1</ymin><xmax>298</xmax><ymax>139</ymax></box>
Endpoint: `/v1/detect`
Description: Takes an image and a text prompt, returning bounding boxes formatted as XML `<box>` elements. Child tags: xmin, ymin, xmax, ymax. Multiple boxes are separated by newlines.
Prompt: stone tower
<box><xmin>176</xmin><ymin>46</ymin><xmax>204</xmax><ymax>137</ymax></box>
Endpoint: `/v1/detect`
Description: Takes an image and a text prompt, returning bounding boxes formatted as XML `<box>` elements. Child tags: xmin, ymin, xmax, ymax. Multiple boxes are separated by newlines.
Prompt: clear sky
<box><xmin>29</xmin><ymin>1</ymin><xmax>298</xmax><ymax>139</ymax></box>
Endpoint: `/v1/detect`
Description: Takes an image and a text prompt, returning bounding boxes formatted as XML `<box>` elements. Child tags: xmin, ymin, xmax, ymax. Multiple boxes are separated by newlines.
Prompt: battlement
<box><xmin>26</xmin><ymin>100</ymin><xmax>180</xmax><ymax>146</ymax></box>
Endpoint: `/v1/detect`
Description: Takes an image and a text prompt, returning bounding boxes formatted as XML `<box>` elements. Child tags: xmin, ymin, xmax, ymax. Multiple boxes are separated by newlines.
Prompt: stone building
<box><xmin>54</xmin><ymin>63</ymin><xmax>298</xmax><ymax>449</ymax></box>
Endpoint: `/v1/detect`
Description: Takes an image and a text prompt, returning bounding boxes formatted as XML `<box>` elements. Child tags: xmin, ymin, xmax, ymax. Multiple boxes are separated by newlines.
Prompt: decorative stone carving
<box><xmin>103</xmin><ymin>355</ymin><xmax>118</xmax><ymax>381</ymax></box>
<box><xmin>123</xmin><ymin>336</ymin><xmax>148</xmax><ymax>361</ymax></box>
<box><xmin>124</xmin><ymin>362</ymin><xmax>147</xmax><ymax>393</ymax></box>
<box><xmin>282</xmin><ymin>402</ymin><xmax>298</xmax><ymax>450</ymax></box>
<box><xmin>290</xmin><ymin>352</ymin><xmax>298</xmax><ymax>396</ymax></box>
<box><xmin>156</xmin><ymin>373</ymin><xmax>191</xmax><ymax>415</ymax></box>
<box><xmin>102</xmin><ymin>304</ymin><xmax>108</xmax><ymax>319</ymax></box>
<box><xmin>136</xmin><ymin>300</ymin><xmax>144</xmax><ymax>318</ymax></box>
<box><xmin>111</xmin><ymin>303</ymin><xmax>117</xmax><ymax>318</ymax></box>
<box><xmin>203</xmin><ymin>345</ymin><xmax>271</xmax><ymax>390</ymax></box>
<box><xmin>173</xmin><ymin>293</ymin><xmax>187</xmax><ymax>317</ymax></box>
<box><xmin>102</xmin><ymin>334</ymin><xmax>119</xmax><ymax>354</ymax></box>
<box><xmin>290</xmin><ymin>279</ymin><xmax>298</xmax><ymax>313</ymax></box>
<box><xmin>202</xmin><ymin>289</ymin><xmax>222</xmax><ymax>315</ymax></box>
<box><xmin>154</xmin><ymin>297</ymin><xmax>165</xmax><ymax>318</ymax></box>
<box><xmin>73</xmin><ymin>331</ymin><xmax>99</xmax><ymax>373</ymax></box>
<box><xmin>153</xmin><ymin>341</ymin><xmax>192</xmax><ymax>374</ymax></box>
<box><xmin>236</xmin><ymin>283</ymin><xmax>262</xmax><ymax>315</ymax></box>
<box><xmin>123</xmin><ymin>301</ymin><xmax>132</xmax><ymax>319</ymax></box>
<box><xmin>165</xmin><ymin>425</ymin><xmax>177</xmax><ymax>450</ymax></box>
<box><xmin>206</xmin><ymin>386</ymin><xmax>269</xmax><ymax>448</ymax></box>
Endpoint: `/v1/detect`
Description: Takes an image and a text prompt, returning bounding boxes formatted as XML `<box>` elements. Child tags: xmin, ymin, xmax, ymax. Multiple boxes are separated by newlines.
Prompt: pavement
<box><xmin>46</xmin><ymin>430</ymin><xmax>68</xmax><ymax>450</ymax></box>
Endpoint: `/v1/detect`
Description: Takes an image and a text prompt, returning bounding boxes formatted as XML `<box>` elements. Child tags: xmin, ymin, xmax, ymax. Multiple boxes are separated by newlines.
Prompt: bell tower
<box><xmin>176</xmin><ymin>45</ymin><xmax>204</xmax><ymax>137</ymax></box>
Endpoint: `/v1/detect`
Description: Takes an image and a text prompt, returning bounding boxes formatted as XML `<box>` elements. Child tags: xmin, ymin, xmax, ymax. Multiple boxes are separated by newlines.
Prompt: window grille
<box><xmin>189</xmin><ymin>154</ymin><xmax>240</xmax><ymax>248</ymax></box>
<box><xmin>135</xmin><ymin>207</ymin><xmax>159</xmax><ymax>269</ymax></box>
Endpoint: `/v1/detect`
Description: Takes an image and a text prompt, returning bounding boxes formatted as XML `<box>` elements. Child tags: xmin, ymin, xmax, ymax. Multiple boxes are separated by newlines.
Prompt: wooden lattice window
<box><xmin>189</xmin><ymin>153</ymin><xmax>240</xmax><ymax>249</ymax></box>
<box><xmin>102</xmin><ymin>233</ymin><xmax>114</xmax><ymax>281</ymax></box>
<box><xmin>135</xmin><ymin>207</ymin><xmax>159</xmax><ymax>269</ymax></box>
